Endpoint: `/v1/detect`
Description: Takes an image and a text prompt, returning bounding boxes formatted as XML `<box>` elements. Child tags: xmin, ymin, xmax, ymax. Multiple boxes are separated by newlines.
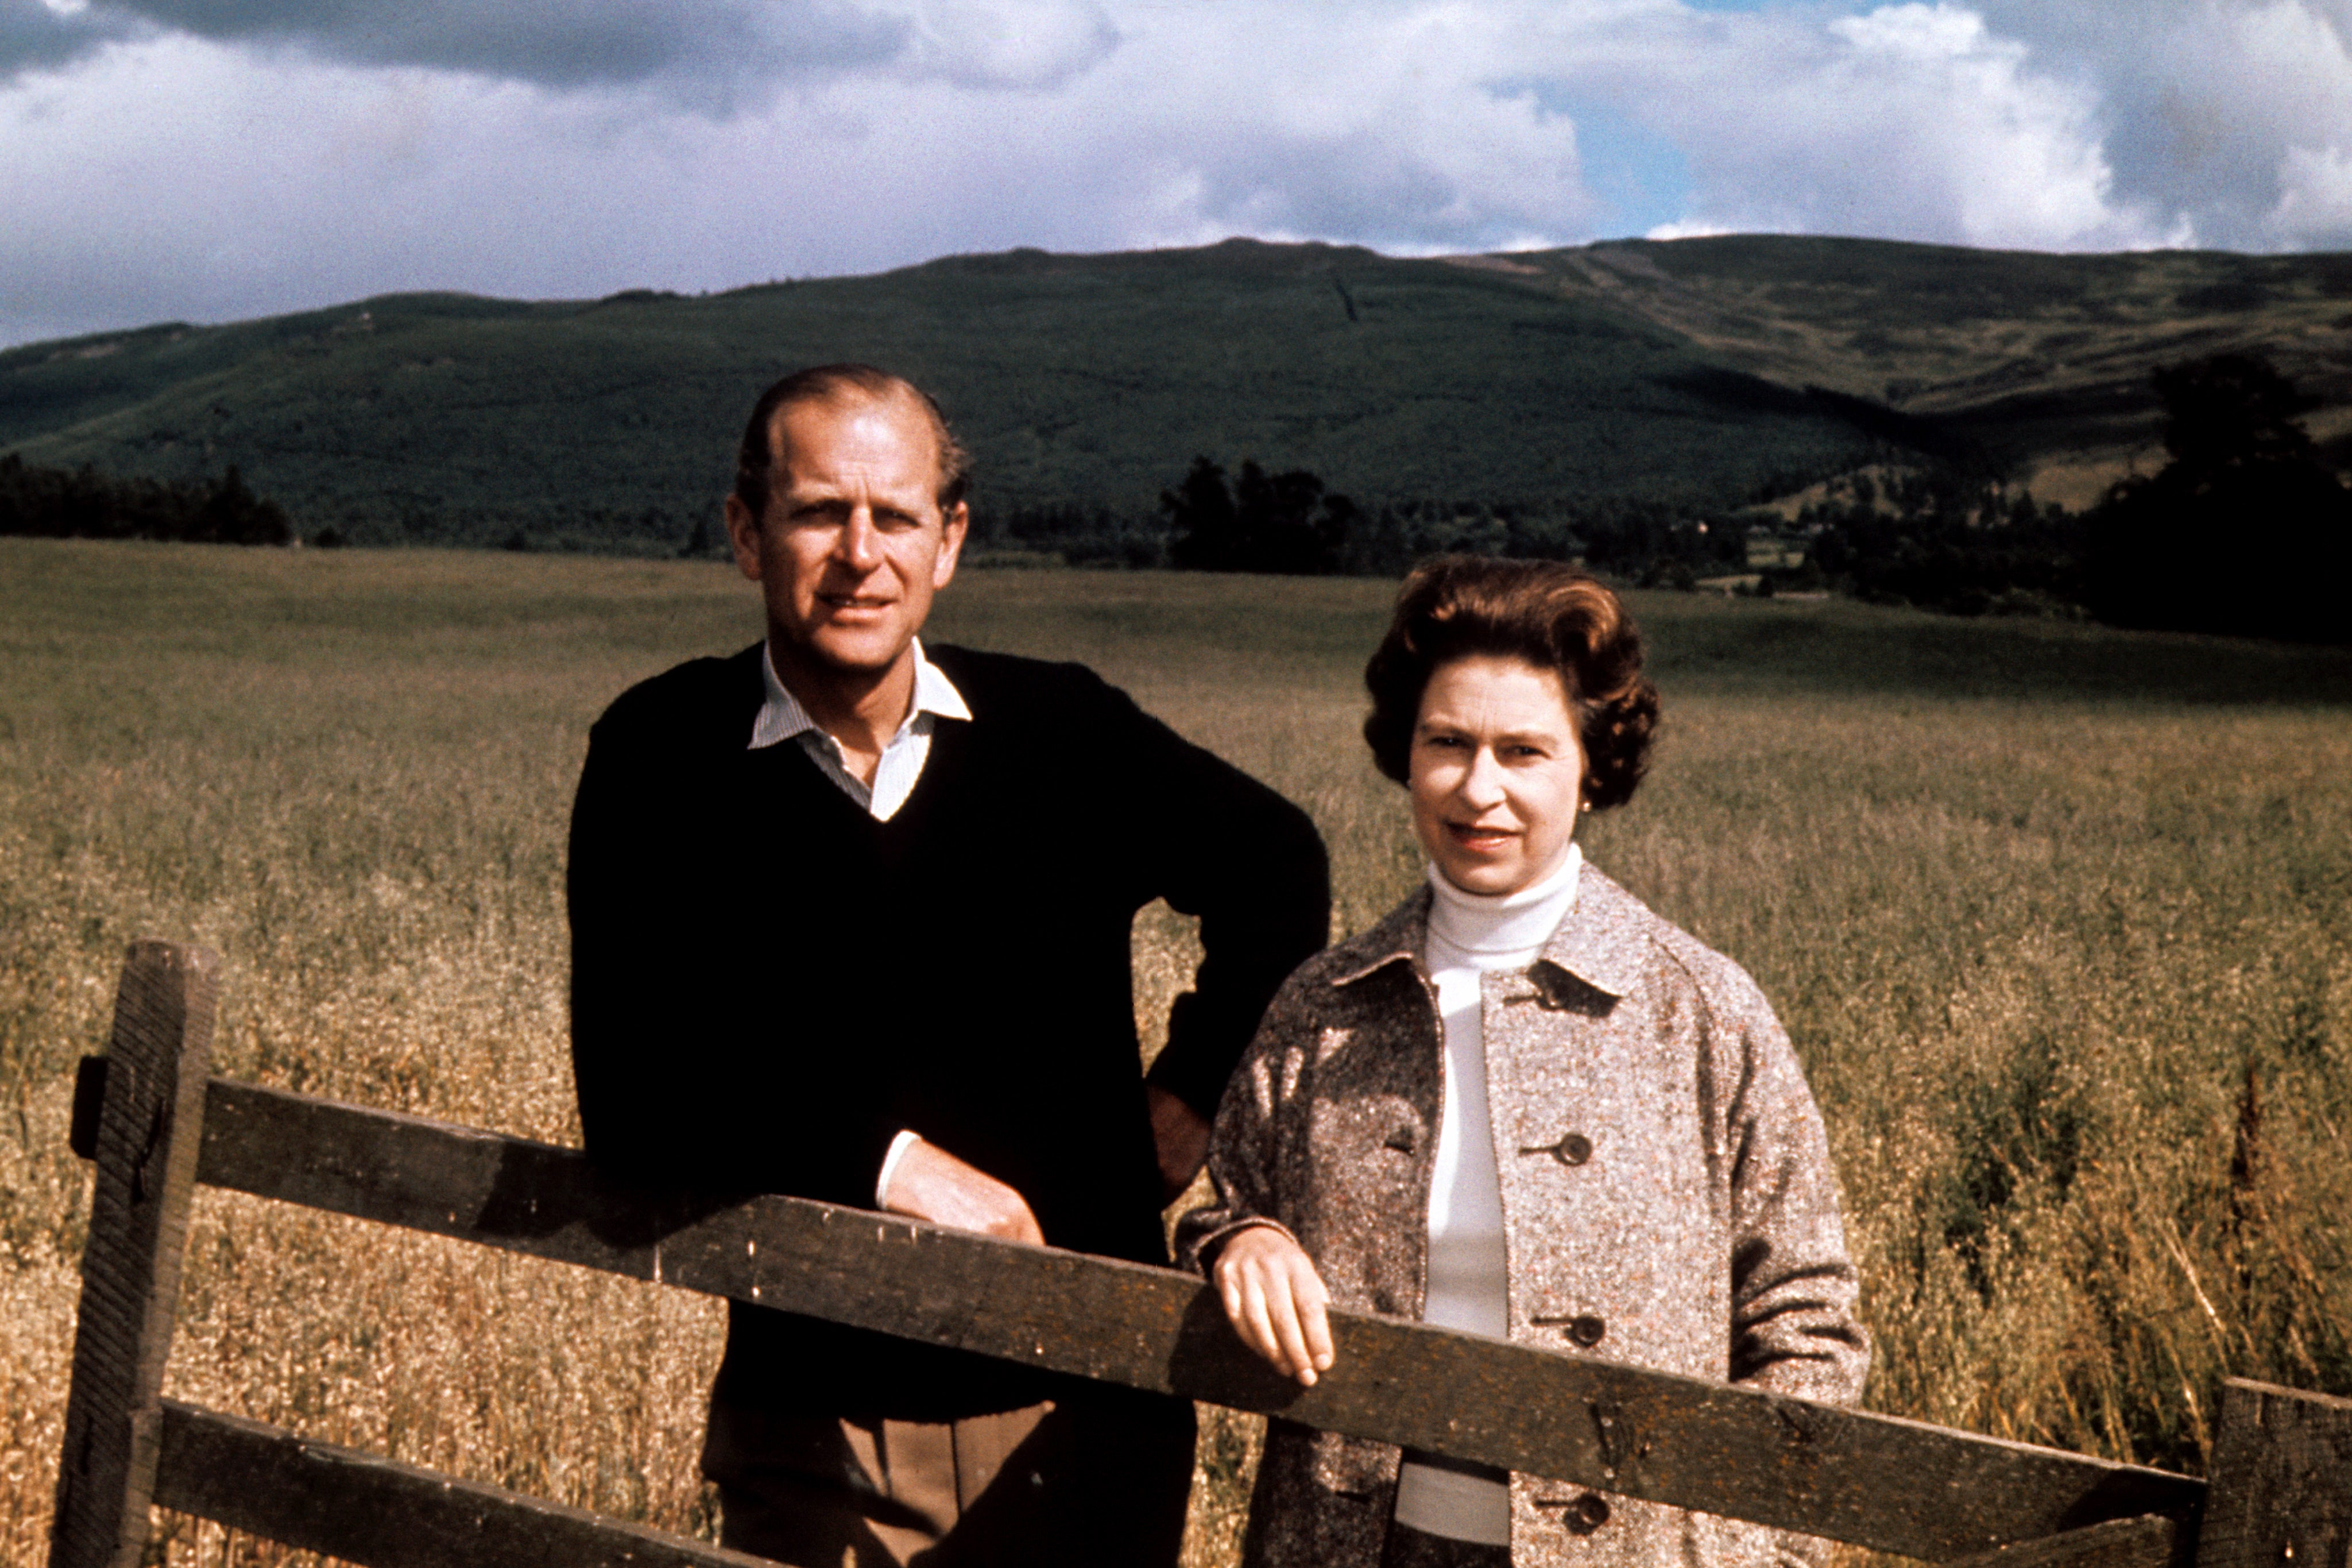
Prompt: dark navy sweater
<box><xmin>568</xmin><ymin>641</ymin><xmax>1329</xmax><ymax>1416</ymax></box>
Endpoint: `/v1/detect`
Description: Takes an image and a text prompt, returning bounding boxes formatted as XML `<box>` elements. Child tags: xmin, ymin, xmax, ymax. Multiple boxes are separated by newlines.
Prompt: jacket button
<box><xmin>1539</xmin><ymin>1492</ymin><xmax>1612</xmax><ymax>1534</ymax></box>
<box><xmin>1558</xmin><ymin>1133</ymin><xmax>1592</xmax><ymax>1165</ymax></box>
<box><xmin>1566</xmin><ymin>1315</ymin><xmax>1606</xmax><ymax>1347</ymax></box>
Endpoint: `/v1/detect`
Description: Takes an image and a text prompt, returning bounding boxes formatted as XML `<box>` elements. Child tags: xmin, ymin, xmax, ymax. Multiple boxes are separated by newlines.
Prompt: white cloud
<box><xmin>6</xmin><ymin>0</ymin><xmax>2352</xmax><ymax>348</ymax></box>
<box><xmin>0</xmin><ymin>7</ymin><xmax>1606</xmax><ymax>344</ymax></box>
<box><xmin>1831</xmin><ymin>4</ymin><xmax>2172</xmax><ymax>246</ymax></box>
<box><xmin>1600</xmin><ymin>2</ymin><xmax>2181</xmax><ymax>250</ymax></box>
<box><xmin>15</xmin><ymin>0</ymin><xmax>1135</xmax><ymax>102</ymax></box>
<box><xmin>902</xmin><ymin>0</ymin><xmax>1120</xmax><ymax>91</ymax></box>
<box><xmin>1976</xmin><ymin>0</ymin><xmax>2352</xmax><ymax>249</ymax></box>
<box><xmin>2269</xmin><ymin>143</ymin><xmax>2352</xmax><ymax>243</ymax></box>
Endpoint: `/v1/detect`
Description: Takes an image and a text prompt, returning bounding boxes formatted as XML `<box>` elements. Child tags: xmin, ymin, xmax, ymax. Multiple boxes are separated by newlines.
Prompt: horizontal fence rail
<box><xmin>58</xmin><ymin>943</ymin><xmax>2352</xmax><ymax>1568</ymax></box>
<box><xmin>1938</xmin><ymin>1517</ymin><xmax>2181</xmax><ymax>1568</ymax></box>
<box><xmin>154</xmin><ymin>1401</ymin><xmax>776</xmax><ymax>1568</ymax></box>
<box><xmin>188</xmin><ymin>1074</ymin><xmax>2199</xmax><ymax>1561</ymax></box>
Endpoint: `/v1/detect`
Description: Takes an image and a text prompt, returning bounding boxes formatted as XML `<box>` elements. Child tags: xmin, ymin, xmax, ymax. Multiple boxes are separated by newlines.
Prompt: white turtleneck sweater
<box><xmin>1392</xmin><ymin>842</ymin><xmax>1583</xmax><ymax>1546</ymax></box>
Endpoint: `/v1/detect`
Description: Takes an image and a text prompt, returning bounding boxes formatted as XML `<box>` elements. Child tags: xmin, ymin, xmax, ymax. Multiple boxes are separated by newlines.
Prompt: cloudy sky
<box><xmin>5</xmin><ymin>0</ymin><xmax>2351</xmax><ymax>347</ymax></box>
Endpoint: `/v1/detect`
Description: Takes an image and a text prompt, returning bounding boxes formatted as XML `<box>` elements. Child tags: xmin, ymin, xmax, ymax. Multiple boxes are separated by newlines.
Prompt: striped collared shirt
<box><xmin>748</xmin><ymin>637</ymin><xmax>971</xmax><ymax>822</ymax></box>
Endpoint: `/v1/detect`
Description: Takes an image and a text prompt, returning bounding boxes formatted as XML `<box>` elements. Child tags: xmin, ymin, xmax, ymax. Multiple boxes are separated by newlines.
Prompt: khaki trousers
<box><xmin>704</xmin><ymin>1389</ymin><xmax>1195</xmax><ymax>1567</ymax></box>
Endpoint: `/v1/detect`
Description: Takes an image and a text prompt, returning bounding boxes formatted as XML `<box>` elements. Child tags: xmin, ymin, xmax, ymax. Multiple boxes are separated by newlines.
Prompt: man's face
<box><xmin>725</xmin><ymin>393</ymin><xmax>968</xmax><ymax>681</ymax></box>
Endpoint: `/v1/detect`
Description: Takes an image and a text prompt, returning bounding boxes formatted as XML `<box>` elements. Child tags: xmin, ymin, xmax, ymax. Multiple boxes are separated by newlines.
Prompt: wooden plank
<box><xmin>2195</xmin><ymin>1378</ymin><xmax>2352</xmax><ymax>1567</ymax></box>
<box><xmin>1941</xmin><ymin>1516</ymin><xmax>2178</xmax><ymax>1568</ymax></box>
<box><xmin>194</xmin><ymin>1075</ymin><xmax>2202</xmax><ymax>1561</ymax></box>
<box><xmin>154</xmin><ymin>1400</ymin><xmax>778</xmax><ymax>1568</ymax></box>
<box><xmin>48</xmin><ymin>944</ymin><xmax>220</xmax><ymax>1568</ymax></box>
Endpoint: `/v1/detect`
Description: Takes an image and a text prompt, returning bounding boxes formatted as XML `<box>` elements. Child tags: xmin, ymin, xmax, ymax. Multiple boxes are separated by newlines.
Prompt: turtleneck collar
<box><xmin>1425</xmin><ymin>841</ymin><xmax>1582</xmax><ymax>964</ymax></box>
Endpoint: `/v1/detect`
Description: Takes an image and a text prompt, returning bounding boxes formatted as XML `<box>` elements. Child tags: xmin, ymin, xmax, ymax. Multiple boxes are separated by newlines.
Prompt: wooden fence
<box><xmin>48</xmin><ymin>942</ymin><xmax>2352</xmax><ymax>1568</ymax></box>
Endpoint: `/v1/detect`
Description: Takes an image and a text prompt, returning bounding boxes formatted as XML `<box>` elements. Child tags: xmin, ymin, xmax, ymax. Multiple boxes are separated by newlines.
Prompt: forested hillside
<box><xmin>4</xmin><ymin>236</ymin><xmax>2348</xmax><ymax>557</ymax></box>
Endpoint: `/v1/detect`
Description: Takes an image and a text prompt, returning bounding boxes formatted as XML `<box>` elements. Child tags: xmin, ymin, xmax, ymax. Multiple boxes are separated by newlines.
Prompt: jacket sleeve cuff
<box><xmin>1182</xmin><ymin>1215</ymin><xmax>1299</xmax><ymax>1277</ymax></box>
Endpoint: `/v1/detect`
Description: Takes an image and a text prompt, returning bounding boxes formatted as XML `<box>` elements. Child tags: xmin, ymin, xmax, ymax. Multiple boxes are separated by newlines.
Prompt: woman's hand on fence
<box><xmin>1213</xmin><ymin>1224</ymin><xmax>1335</xmax><ymax>1386</ymax></box>
<box><xmin>879</xmin><ymin>1136</ymin><xmax>1046</xmax><ymax>1246</ymax></box>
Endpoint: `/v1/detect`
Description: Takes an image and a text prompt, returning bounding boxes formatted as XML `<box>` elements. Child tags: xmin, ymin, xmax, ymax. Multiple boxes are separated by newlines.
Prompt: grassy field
<box><xmin>3</xmin><ymin>538</ymin><xmax>2350</xmax><ymax>1565</ymax></box>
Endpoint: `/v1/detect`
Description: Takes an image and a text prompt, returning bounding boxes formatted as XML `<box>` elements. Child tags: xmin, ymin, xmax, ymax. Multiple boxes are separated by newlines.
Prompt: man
<box><xmin>567</xmin><ymin>365</ymin><xmax>1330</xmax><ymax>1566</ymax></box>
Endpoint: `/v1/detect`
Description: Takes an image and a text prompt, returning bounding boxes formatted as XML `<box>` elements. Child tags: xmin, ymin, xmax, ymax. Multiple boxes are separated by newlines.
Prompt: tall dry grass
<box><xmin>3</xmin><ymin>539</ymin><xmax>2348</xmax><ymax>1564</ymax></box>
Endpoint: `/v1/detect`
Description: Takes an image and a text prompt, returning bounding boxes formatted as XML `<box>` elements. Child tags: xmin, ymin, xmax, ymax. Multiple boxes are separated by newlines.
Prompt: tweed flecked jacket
<box><xmin>1175</xmin><ymin>865</ymin><xmax>1870</xmax><ymax>1568</ymax></box>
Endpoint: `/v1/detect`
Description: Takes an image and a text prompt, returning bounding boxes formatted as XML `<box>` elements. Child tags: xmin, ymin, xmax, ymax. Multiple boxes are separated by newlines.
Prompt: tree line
<box><xmin>1100</xmin><ymin>353</ymin><xmax>2350</xmax><ymax>645</ymax></box>
<box><xmin>0</xmin><ymin>455</ymin><xmax>293</xmax><ymax>546</ymax></box>
<box><xmin>14</xmin><ymin>349</ymin><xmax>2346</xmax><ymax>645</ymax></box>
<box><xmin>988</xmin><ymin>459</ymin><xmax>1753</xmax><ymax>583</ymax></box>
<box><xmin>1775</xmin><ymin>354</ymin><xmax>2350</xmax><ymax>643</ymax></box>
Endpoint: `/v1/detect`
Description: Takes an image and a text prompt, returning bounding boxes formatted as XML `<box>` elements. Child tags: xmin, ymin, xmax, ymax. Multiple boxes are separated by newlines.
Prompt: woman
<box><xmin>1177</xmin><ymin>557</ymin><xmax>1869</xmax><ymax>1568</ymax></box>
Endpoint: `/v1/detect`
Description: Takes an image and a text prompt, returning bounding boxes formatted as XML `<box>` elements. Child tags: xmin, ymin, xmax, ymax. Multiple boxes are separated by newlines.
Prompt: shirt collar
<box><xmin>749</xmin><ymin>637</ymin><xmax>970</xmax><ymax>750</ymax></box>
<box><xmin>1328</xmin><ymin>857</ymin><xmax>1646</xmax><ymax>1002</ymax></box>
<box><xmin>908</xmin><ymin>640</ymin><xmax>973</xmax><ymax>724</ymax></box>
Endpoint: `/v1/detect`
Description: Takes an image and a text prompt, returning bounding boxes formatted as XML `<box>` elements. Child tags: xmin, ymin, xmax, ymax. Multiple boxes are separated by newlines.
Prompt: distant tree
<box><xmin>1575</xmin><ymin>498</ymin><xmax>1741</xmax><ymax>579</ymax></box>
<box><xmin>1231</xmin><ymin>460</ymin><xmax>1346</xmax><ymax>574</ymax></box>
<box><xmin>1320</xmin><ymin>492</ymin><xmax>1364</xmax><ymax>557</ymax></box>
<box><xmin>1162</xmin><ymin>457</ymin><xmax>1240</xmax><ymax>570</ymax></box>
<box><xmin>2086</xmin><ymin>353</ymin><xmax>2351</xmax><ymax>642</ymax></box>
<box><xmin>0</xmin><ymin>453</ymin><xmax>291</xmax><ymax>545</ymax></box>
<box><xmin>188</xmin><ymin>467</ymin><xmax>293</xmax><ymax>545</ymax></box>
<box><xmin>1639</xmin><ymin>557</ymin><xmax>1697</xmax><ymax>591</ymax></box>
<box><xmin>2151</xmin><ymin>353</ymin><xmax>2318</xmax><ymax>479</ymax></box>
<box><xmin>1338</xmin><ymin>503</ymin><xmax>1414</xmax><ymax>576</ymax></box>
<box><xmin>1163</xmin><ymin>456</ymin><xmax>1350</xmax><ymax>574</ymax></box>
<box><xmin>1802</xmin><ymin>506</ymin><xmax>2082</xmax><ymax>615</ymax></box>
<box><xmin>997</xmin><ymin>500</ymin><xmax>1163</xmax><ymax>567</ymax></box>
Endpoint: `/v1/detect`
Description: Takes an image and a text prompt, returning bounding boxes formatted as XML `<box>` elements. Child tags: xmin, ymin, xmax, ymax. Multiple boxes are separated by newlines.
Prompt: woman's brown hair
<box><xmin>1363</xmin><ymin>556</ymin><xmax>1659</xmax><ymax>810</ymax></box>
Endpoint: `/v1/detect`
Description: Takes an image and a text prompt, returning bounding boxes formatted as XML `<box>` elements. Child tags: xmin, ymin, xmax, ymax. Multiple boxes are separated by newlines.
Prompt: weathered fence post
<box><xmin>2195</xmin><ymin>1377</ymin><xmax>2351</xmax><ymax>1567</ymax></box>
<box><xmin>48</xmin><ymin>942</ymin><xmax>220</xmax><ymax>1568</ymax></box>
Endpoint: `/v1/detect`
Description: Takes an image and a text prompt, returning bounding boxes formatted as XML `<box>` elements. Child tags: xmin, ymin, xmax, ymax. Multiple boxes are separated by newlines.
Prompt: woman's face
<box><xmin>1409</xmin><ymin>654</ymin><xmax>1586</xmax><ymax>896</ymax></box>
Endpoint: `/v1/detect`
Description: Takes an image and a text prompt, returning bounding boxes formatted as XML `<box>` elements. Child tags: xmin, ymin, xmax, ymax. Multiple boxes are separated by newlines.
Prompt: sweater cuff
<box><xmin>874</xmin><ymin>1129</ymin><xmax>922</xmax><ymax>1210</ymax></box>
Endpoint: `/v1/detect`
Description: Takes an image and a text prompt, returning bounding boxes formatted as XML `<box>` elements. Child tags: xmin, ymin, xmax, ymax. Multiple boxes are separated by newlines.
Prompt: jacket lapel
<box><xmin>1327</xmin><ymin>886</ymin><xmax>1432</xmax><ymax>989</ymax></box>
<box><xmin>1531</xmin><ymin>865</ymin><xmax>1649</xmax><ymax>1002</ymax></box>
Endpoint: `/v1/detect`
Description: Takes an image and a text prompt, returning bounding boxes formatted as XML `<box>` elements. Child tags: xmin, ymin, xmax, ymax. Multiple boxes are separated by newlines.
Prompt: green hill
<box><xmin>1480</xmin><ymin>238</ymin><xmax>2352</xmax><ymax>506</ymax></box>
<box><xmin>5</xmin><ymin>236</ymin><xmax>2349</xmax><ymax>551</ymax></box>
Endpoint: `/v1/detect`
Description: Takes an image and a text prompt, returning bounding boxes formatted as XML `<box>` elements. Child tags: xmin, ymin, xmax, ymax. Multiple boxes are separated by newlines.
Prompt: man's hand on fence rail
<box><xmin>877</xmin><ymin>1134</ymin><xmax>1045</xmax><ymax>1245</ymax></box>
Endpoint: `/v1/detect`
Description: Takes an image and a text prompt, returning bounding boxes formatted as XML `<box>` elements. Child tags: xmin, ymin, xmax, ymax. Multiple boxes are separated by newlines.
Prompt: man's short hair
<box><xmin>1361</xmin><ymin>555</ymin><xmax>1660</xmax><ymax>811</ymax></box>
<box><xmin>731</xmin><ymin>365</ymin><xmax>971</xmax><ymax>525</ymax></box>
